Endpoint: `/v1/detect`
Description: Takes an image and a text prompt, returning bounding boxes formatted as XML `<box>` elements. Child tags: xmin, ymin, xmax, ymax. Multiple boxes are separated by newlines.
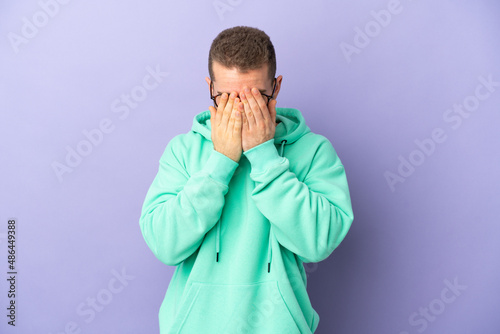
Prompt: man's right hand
<box><xmin>209</xmin><ymin>92</ymin><xmax>243</xmax><ymax>163</ymax></box>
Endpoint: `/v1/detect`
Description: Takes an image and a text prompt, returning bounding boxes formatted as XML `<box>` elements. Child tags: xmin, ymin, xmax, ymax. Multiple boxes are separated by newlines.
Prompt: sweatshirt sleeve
<box><xmin>139</xmin><ymin>135</ymin><xmax>239</xmax><ymax>266</ymax></box>
<box><xmin>243</xmin><ymin>137</ymin><xmax>354</xmax><ymax>263</ymax></box>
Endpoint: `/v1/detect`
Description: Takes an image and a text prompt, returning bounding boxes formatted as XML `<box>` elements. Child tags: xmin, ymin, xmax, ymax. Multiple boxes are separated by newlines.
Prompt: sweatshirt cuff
<box><xmin>243</xmin><ymin>139</ymin><xmax>284</xmax><ymax>174</ymax></box>
<box><xmin>203</xmin><ymin>149</ymin><xmax>239</xmax><ymax>185</ymax></box>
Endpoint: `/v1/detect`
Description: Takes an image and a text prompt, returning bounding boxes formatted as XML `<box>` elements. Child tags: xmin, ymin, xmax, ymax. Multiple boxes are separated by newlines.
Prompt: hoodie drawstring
<box><xmin>216</xmin><ymin>139</ymin><xmax>287</xmax><ymax>274</ymax></box>
<box><xmin>216</xmin><ymin>217</ymin><xmax>220</xmax><ymax>262</ymax></box>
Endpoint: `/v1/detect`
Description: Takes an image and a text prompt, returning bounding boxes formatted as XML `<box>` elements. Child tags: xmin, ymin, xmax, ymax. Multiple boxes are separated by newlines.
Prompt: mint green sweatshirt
<box><xmin>140</xmin><ymin>108</ymin><xmax>354</xmax><ymax>334</ymax></box>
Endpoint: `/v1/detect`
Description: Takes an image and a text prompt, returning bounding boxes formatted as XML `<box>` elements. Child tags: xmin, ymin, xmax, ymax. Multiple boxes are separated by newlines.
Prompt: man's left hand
<box><xmin>239</xmin><ymin>87</ymin><xmax>278</xmax><ymax>152</ymax></box>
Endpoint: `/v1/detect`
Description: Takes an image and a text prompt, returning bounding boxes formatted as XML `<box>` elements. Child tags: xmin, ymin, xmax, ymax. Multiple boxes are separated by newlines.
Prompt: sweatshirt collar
<box><xmin>192</xmin><ymin>107</ymin><xmax>311</xmax><ymax>273</ymax></box>
<box><xmin>192</xmin><ymin>108</ymin><xmax>311</xmax><ymax>145</ymax></box>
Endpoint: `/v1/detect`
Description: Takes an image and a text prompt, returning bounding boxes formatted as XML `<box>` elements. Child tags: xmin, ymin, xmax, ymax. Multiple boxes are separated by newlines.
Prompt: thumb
<box><xmin>209</xmin><ymin>106</ymin><xmax>216</xmax><ymax>123</ymax></box>
<box><xmin>269</xmin><ymin>99</ymin><xmax>278</xmax><ymax>125</ymax></box>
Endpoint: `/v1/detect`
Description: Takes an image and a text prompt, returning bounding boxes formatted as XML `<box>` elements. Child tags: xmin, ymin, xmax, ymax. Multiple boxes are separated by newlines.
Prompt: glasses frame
<box><xmin>210</xmin><ymin>78</ymin><xmax>277</xmax><ymax>108</ymax></box>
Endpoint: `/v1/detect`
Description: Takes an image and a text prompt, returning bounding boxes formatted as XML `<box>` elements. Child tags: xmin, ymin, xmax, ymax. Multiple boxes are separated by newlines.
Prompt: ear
<box><xmin>272</xmin><ymin>75</ymin><xmax>283</xmax><ymax>100</ymax></box>
<box><xmin>205</xmin><ymin>76</ymin><xmax>211</xmax><ymax>88</ymax></box>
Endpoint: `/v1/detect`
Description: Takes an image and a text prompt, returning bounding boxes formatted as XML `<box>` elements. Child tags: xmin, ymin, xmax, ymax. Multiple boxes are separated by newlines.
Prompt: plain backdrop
<box><xmin>1</xmin><ymin>1</ymin><xmax>499</xmax><ymax>333</ymax></box>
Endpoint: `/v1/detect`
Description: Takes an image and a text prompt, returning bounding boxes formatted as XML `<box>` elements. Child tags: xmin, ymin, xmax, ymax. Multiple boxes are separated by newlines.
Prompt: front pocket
<box><xmin>170</xmin><ymin>280</ymin><xmax>301</xmax><ymax>334</ymax></box>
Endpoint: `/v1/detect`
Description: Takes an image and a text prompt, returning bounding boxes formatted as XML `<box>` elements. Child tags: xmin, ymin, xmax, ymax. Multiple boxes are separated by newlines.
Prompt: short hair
<box><xmin>208</xmin><ymin>26</ymin><xmax>276</xmax><ymax>82</ymax></box>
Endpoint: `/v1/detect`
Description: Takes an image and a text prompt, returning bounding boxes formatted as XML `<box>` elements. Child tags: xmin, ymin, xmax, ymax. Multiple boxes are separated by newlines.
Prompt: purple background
<box><xmin>1</xmin><ymin>1</ymin><xmax>499</xmax><ymax>333</ymax></box>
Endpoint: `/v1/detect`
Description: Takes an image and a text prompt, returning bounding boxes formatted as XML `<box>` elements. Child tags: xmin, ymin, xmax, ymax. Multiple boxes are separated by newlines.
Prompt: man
<box><xmin>140</xmin><ymin>26</ymin><xmax>354</xmax><ymax>334</ymax></box>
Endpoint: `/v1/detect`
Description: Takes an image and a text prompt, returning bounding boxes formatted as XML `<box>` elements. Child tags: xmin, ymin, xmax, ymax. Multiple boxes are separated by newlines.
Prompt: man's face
<box><xmin>205</xmin><ymin>61</ymin><xmax>282</xmax><ymax>106</ymax></box>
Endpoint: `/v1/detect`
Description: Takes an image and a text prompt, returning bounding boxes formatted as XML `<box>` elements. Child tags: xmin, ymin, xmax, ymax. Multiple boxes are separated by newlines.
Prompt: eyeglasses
<box><xmin>210</xmin><ymin>78</ymin><xmax>277</xmax><ymax>108</ymax></box>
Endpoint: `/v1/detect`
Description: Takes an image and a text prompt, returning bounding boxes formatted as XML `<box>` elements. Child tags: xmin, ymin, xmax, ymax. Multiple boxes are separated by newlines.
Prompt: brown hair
<box><xmin>208</xmin><ymin>26</ymin><xmax>276</xmax><ymax>82</ymax></box>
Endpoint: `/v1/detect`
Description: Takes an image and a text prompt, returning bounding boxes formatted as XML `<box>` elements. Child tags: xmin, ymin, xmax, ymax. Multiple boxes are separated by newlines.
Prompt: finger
<box><xmin>216</xmin><ymin>93</ymin><xmax>228</xmax><ymax>126</ymax></box>
<box><xmin>246</xmin><ymin>88</ymin><xmax>264</xmax><ymax>124</ymax></box>
<box><xmin>233</xmin><ymin>97</ymin><xmax>241</xmax><ymax>113</ymax></box>
<box><xmin>209</xmin><ymin>105</ymin><xmax>216</xmax><ymax>126</ymax></box>
<box><xmin>227</xmin><ymin>106</ymin><xmax>235</xmax><ymax>133</ymax></box>
<box><xmin>236</xmin><ymin>99</ymin><xmax>244</xmax><ymax>115</ymax></box>
<box><xmin>233</xmin><ymin>97</ymin><xmax>242</xmax><ymax>119</ymax></box>
<box><xmin>240</xmin><ymin>88</ymin><xmax>254</xmax><ymax>128</ymax></box>
<box><xmin>251</xmin><ymin>87</ymin><xmax>270</xmax><ymax>123</ymax></box>
<box><xmin>239</xmin><ymin>100</ymin><xmax>249</xmax><ymax>131</ymax></box>
<box><xmin>242</xmin><ymin>87</ymin><xmax>260</xmax><ymax>127</ymax></box>
<box><xmin>231</xmin><ymin>97</ymin><xmax>240</xmax><ymax>121</ymax></box>
<box><xmin>222</xmin><ymin>92</ymin><xmax>236</xmax><ymax>126</ymax></box>
<box><xmin>233</xmin><ymin>101</ymin><xmax>242</xmax><ymax>136</ymax></box>
<box><xmin>227</xmin><ymin>97</ymin><xmax>239</xmax><ymax>135</ymax></box>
